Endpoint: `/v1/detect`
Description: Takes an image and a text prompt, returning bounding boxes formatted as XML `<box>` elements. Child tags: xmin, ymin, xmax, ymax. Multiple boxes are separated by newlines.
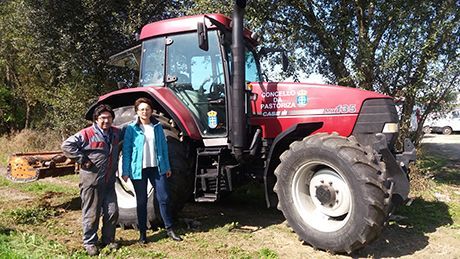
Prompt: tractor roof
<box><xmin>140</xmin><ymin>13</ymin><xmax>256</xmax><ymax>44</ymax></box>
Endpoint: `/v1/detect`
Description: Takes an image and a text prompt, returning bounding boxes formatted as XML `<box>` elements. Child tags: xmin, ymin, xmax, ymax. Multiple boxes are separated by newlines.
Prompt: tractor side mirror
<box><xmin>197</xmin><ymin>21</ymin><xmax>208</xmax><ymax>51</ymax></box>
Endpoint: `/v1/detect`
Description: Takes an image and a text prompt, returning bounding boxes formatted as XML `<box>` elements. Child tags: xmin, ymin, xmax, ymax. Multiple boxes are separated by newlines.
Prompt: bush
<box><xmin>9</xmin><ymin>207</ymin><xmax>58</xmax><ymax>225</ymax></box>
<box><xmin>0</xmin><ymin>129</ymin><xmax>62</xmax><ymax>166</ymax></box>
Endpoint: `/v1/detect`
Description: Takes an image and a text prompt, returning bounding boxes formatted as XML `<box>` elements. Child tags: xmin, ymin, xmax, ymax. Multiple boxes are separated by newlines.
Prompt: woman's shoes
<box><xmin>139</xmin><ymin>231</ymin><xmax>147</xmax><ymax>244</ymax></box>
<box><xmin>166</xmin><ymin>228</ymin><xmax>183</xmax><ymax>241</ymax></box>
<box><xmin>138</xmin><ymin>229</ymin><xmax>183</xmax><ymax>243</ymax></box>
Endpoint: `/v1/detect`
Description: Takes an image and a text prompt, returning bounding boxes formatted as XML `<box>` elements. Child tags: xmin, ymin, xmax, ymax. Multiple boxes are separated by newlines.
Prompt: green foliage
<box><xmin>21</xmin><ymin>182</ymin><xmax>77</xmax><ymax>195</ymax></box>
<box><xmin>223</xmin><ymin>221</ymin><xmax>239</xmax><ymax>232</ymax></box>
<box><xmin>258</xmin><ymin>248</ymin><xmax>278</xmax><ymax>259</ymax></box>
<box><xmin>9</xmin><ymin>207</ymin><xmax>57</xmax><ymax>225</ymax></box>
<box><xmin>0</xmin><ymin>230</ymin><xmax>67</xmax><ymax>258</ymax></box>
<box><xmin>228</xmin><ymin>246</ymin><xmax>252</xmax><ymax>259</ymax></box>
<box><xmin>0</xmin><ymin>0</ymin><xmax>188</xmax><ymax>135</ymax></box>
<box><xmin>448</xmin><ymin>202</ymin><xmax>460</xmax><ymax>229</ymax></box>
<box><xmin>418</xmin><ymin>154</ymin><xmax>447</xmax><ymax>171</ymax></box>
<box><xmin>191</xmin><ymin>0</ymin><xmax>459</xmax><ymax>144</ymax></box>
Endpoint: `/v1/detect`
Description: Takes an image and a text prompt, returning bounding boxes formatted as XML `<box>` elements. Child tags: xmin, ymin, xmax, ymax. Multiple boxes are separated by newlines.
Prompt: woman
<box><xmin>121</xmin><ymin>97</ymin><xmax>182</xmax><ymax>243</ymax></box>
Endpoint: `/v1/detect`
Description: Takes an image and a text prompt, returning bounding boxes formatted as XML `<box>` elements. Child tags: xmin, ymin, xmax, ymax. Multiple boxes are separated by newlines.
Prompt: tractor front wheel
<box><xmin>274</xmin><ymin>133</ymin><xmax>387</xmax><ymax>253</ymax></box>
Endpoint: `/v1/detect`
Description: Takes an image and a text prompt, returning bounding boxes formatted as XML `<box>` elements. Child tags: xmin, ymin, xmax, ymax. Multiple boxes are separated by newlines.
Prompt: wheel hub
<box><xmin>315</xmin><ymin>184</ymin><xmax>337</xmax><ymax>207</ymax></box>
<box><xmin>307</xmin><ymin>168</ymin><xmax>352</xmax><ymax>217</ymax></box>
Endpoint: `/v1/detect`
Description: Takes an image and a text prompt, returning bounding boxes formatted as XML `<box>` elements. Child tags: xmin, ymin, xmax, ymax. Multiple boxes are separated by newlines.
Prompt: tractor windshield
<box><xmin>140</xmin><ymin>30</ymin><xmax>261</xmax><ymax>139</ymax></box>
<box><xmin>164</xmin><ymin>30</ymin><xmax>227</xmax><ymax>137</ymax></box>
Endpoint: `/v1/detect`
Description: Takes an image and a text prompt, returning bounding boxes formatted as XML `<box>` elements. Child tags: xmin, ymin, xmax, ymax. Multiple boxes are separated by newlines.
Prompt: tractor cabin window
<box><xmin>165</xmin><ymin>31</ymin><xmax>227</xmax><ymax>137</ymax></box>
<box><xmin>140</xmin><ymin>37</ymin><xmax>165</xmax><ymax>86</ymax></box>
<box><xmin>107</xmin><ymin>44</ymin><xmax>141</xmax><ymax>88</ymax></box>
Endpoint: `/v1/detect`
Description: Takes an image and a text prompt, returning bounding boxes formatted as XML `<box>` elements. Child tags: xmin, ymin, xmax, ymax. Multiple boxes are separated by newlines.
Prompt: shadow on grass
<box><xmin>0</xmin><ymin>226</ymin><xmax>14</xmax><ymax>236</ymax></box>
<box><xmin>433</xmin><ymin>162</ymin><xmax>460</xmax><ymax>186</ymax></box>
<box><xmin>181</xmin><ymin>186</ymin><xmax>453</xmax><ymax>258</ymax></box>
<box><xmin>355</xmin><ymin>198</ymin><xmax>452</xmax><ymax>258</ymax></box>
<box><xmin>420</xmin><ymin>143</ymin><xmax>460</xmax><ymax>185</ymax></box>
<box><xmin>179</xmin><ymin>183</ymin><xmax>285</xmax><ymax>233</ymax></box>
<box><xmin>55</xmin><ymin>196</ymin><xmax>81</xmax><ymax>211</ymax></box>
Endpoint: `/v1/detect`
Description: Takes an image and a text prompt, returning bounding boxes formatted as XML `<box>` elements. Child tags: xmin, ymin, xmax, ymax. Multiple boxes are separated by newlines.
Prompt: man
<box><xmin>62</xmin><ymin>104</ymin><xmax>121</xmax><ymax>256</ymax></box>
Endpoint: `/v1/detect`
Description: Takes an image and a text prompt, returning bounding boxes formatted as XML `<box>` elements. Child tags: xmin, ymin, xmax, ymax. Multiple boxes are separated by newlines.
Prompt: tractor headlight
<box><xmin>382</xmin><ymin>123</ymin><xmax>399</xmax><ymax>133</ymax></box>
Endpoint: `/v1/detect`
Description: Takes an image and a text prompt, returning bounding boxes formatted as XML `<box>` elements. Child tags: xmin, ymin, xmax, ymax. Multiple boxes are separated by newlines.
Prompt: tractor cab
<box><xmin>109</xmin><ymin>14</ymin><xmax>261</xmax><ymax>142</ymax></box>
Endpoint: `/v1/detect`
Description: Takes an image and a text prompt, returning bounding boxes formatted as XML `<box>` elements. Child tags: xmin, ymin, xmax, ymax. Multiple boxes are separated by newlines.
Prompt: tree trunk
<box><xmin>24</xmin><ymin>102</ymin><xmax>30</xmax><ymax>129</ymax></box>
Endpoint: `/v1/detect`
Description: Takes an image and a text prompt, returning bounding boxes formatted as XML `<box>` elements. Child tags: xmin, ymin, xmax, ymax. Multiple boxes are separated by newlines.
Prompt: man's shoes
<box><xmin>166</xmin><ymin>228</ymin><xmax>183</xmax><ymax>241</ymax></box>
<box><xmin>85</xmin><ymin>245</ymin><xmax>99</xmax><ymax>256</ymax></box>
<box><xmin>139</xmin><ymin>231</ymin><xmax>147</xmax><ymax>244</ymax></box>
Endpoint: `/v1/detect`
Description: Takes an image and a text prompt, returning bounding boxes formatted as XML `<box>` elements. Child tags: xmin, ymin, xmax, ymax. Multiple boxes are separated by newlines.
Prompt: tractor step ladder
<box><xmin>194</xmin><ymin>147</ymin><xmax>232</xmax><ymax>202</ymax></box>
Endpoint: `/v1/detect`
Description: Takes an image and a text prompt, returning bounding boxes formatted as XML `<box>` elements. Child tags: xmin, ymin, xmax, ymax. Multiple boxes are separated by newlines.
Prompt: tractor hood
<box><xmin>249</xmin><ymin>82</ymin><xmax>393</xmax><ymax>138</ymax></box>
<box><xmin>250</xmin><ymin>82</ymin><xmax>390</xmax><ymax>116</ymax></box>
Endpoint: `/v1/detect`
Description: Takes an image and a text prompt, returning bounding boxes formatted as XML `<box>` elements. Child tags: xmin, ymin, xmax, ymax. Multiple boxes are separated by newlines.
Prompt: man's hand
<box><xmin>81</xmin><ymin>160</ymin><xmax>93</xmax><ymax>170</ymax></box>
<box><xmin>166</xmin><ymin>170</ymin><xmax>172</xmax><ymax>178</ymax></box>
<box><xmin>122</xmin><ymin>175</ymin><xmax>129</xmax><ymax>182</ymax></box>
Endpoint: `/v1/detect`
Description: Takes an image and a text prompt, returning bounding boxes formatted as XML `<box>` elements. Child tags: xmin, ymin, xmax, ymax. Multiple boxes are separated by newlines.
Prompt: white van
<box><xmin>423</xmin><ymin>109</ymin><xmax>460</xmax><ymax>135</ymax></box>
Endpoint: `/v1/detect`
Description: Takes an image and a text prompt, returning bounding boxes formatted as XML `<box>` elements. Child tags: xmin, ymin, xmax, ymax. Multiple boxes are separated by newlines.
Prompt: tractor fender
<box><xmin>84</xmin><ymin>87</ymin><xmax>201</xmax><ymax>140</ymax></box>
<box><xmin>263</xmin><ymin>122</ymin><xmax>323</xmax><ymax>208</ymax></box>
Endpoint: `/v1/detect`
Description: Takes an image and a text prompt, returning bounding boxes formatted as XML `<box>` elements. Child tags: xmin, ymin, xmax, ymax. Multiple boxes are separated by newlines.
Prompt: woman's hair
<box><xmin>92</xmin><ymin>104</ymin><xmax>115</xmax><ymax>121</ymax></box>
<box><xmin>134</xmin><ymin>97</ymin><xmax>153</xmax><ymax>111</ymax></box>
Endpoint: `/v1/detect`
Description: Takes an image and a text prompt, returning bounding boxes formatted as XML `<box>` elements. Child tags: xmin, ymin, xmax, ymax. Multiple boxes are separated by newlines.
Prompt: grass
<box><xmin>395</xmin><ymin>198</ymin><xmax>453</xmax><ymax>232</ymax></box>
<box><xmin>0</xmin><ymin>228</ymin><xmax>68</xmax><ymax>259</ymax></box>
<box><xmin>394</xmin><ymin>150</ymin><xmax>460</xmax><ymax>233</ymax></box>
<box><xmin>10</xmin><ymin>206</ymin><xmax>58</xmax><ymax>225</ymax></box>
<box><xmin>0</xmin><ymin>132</ymin><xmax>459</xmax><ymax>257</ymax></box>
<box><xmin>258</xmin><ymin>248</ymin><xmax>279</xmax><ymax>259</ymax></box>
<box><xmin>0</xmin><ymin>176</ymin><xmax>78</xmax><ymax>196</ymax></box>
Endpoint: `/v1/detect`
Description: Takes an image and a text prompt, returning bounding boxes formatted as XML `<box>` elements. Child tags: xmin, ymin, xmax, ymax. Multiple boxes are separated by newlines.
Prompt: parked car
<box><xmin>423</xmin><ymin>109</ymin><xmax>460</xmax><ymax>135</ymax></box>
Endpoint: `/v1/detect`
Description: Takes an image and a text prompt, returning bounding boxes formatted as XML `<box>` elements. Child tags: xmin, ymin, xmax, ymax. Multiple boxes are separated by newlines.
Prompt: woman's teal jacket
<box><xmin>122</xmin><ymin>118</ymin><xmax>171</xmax><ymax>179</ymax></box>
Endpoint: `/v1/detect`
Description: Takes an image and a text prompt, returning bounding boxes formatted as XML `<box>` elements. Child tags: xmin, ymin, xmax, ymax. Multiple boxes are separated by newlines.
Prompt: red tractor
<box><xmin>86</xmin><ymin>1</ymin><xmax>415</xmax><ymax>253</ymax></box>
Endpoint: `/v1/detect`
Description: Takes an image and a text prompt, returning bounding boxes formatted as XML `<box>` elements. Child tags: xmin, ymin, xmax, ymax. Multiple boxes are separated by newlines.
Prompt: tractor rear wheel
<box><xmin>113</xmin><ymin>107</ymin><xmax>194</xmax><ymax>229</ymax></box>
<box><xmin>274</xmin><ymin>133</ymin><xmax>387</xmax><ymax>253</ymax></box>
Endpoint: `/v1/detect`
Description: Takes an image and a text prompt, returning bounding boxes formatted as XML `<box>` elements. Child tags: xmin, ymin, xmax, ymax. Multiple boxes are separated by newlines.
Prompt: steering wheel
<box><xmin>198</xmin><ymin>73</ymin><xmax>224</xmax><ymax>94</ymax></box>
<box><xmin>208</xmin><ymin>83</ymin><xmax>225</xmax><ymax>99</ymax></box>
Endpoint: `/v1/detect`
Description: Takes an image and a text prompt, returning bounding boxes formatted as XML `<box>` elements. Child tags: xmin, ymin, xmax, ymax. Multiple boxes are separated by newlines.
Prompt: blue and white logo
<box><xmin>207</xmin><ymin>110</ymin><xmax>218</xmax><ymax>129</ymax></box>
<box><xmin>296</xmin><ymin>90</ymin><xmax>308</xmax><ymax>107</ymax></box>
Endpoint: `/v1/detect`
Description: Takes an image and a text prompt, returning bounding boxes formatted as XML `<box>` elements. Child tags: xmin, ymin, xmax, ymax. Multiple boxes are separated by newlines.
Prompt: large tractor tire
<box><xmin>274</xmin><ymin>133</ymin><xmax>387</xmax><ymax>253</ymax></box>
<box><xmin>113</xmin><ymin>106</ymin><xmax>194</xmax><ymax>229</ymax></box>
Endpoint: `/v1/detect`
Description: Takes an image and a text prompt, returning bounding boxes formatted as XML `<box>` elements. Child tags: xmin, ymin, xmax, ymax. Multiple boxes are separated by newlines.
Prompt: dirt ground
<box><xmin>0</xmin><ymin>133</ymin><xmax>459</xmax><ymax>258</ymax></box>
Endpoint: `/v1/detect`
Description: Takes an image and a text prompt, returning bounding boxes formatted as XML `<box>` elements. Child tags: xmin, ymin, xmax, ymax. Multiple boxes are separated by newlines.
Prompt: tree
<box><xmin>0</xmin><ymin>0</ymin><xmax>42</xmax><ymax>131</ymax></box>
<box><xmin>189</xmin><ymin>0</ymin><xmax>460</xmax><ymax>145</ymax></box>
<box><xmin>0</xmin><ymin>0</ymin><xmax>189</xmax><ymax>135</ymax></box>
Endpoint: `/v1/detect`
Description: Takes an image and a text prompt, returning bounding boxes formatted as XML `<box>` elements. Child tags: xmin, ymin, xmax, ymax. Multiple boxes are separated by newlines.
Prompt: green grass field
<box><xmin>0</xmin><ymin>132</ymin><xmax>458</xmax><ymax>258</ymax></box>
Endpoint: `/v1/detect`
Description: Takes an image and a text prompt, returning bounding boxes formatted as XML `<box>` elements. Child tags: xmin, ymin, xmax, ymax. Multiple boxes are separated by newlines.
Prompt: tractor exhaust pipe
<box><xmin>231</xmin><ymin>0</ymin><xmax>247</xmax><ymax>159</ymax></box>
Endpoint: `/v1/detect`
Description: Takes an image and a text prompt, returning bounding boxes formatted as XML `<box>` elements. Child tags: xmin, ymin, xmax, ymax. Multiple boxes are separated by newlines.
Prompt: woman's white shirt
<box><xmin>140</xmin><ymin>123</ymin><xmax>157</xmax><ymax>168</ymax></box>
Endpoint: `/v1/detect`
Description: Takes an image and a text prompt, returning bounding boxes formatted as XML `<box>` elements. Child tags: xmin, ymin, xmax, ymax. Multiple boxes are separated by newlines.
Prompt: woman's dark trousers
<box><xmin>131</xmin><ymin>167</ymin><xmax>173</xmax><ymax>232</ymax></box>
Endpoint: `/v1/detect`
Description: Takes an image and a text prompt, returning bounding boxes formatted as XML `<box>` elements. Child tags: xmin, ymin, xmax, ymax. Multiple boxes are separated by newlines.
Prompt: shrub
<box><xmin>0</xmin><ymin>129</ymin><xmax>62</xmax><ymax>166</ymax></box>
